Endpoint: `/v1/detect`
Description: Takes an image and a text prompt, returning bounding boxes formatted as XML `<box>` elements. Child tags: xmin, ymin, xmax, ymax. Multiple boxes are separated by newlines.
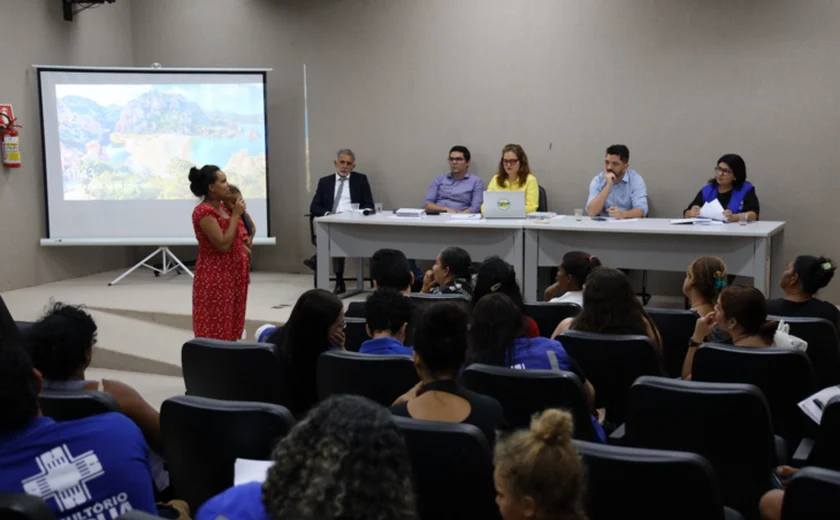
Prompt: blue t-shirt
<box><xmin>197</xmin><ymin>481</ymin><xmax>269</xmax><ymax>520</ymax></box>
<box><xmin>0</xmin><ymin>414</ymin><xmax>158</xmax><ymax>520</ymax></box>
<box><xmin>359</xmin><ymin>337</ymin><xmax>414</xmax><ymax>356</ymax></box>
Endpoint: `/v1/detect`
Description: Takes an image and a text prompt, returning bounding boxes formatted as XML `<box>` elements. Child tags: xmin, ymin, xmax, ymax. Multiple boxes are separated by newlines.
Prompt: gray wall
<box><xmin>6</xmin><ymin>0</ymin><xmax>840</xmax><ymax>302</ymax></box>
<box><xmin>0</xmin><ymin>0</ymin><xmax>135</xmax><ymax>291</ymax></box>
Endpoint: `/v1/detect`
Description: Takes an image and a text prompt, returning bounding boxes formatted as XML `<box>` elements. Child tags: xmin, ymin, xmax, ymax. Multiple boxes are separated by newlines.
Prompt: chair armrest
<box><xmin>607</xmin><ymin>423</ymin><xmax>626</xmax><ymax>446</ymax></box>
<box><xmin>774</xmin><ymin>435</ymin><xmax>789</xmax><ymax>466</ymax></box>
<box><xmin>792</xmin><ymin>437</ymin><xmax>814</xmax><ymax>467</ymax></box>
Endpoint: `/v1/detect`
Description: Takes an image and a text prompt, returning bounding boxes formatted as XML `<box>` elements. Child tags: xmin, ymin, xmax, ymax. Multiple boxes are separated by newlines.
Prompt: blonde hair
<box><xmin>495</xmin><ymin>143</ymin><xmax>531</xmax><ymax>187</ymax></box>
<box><xmin>493</xmin><ymin>409</ymin><xmax>586</xmax><ymax>520</ymax></box>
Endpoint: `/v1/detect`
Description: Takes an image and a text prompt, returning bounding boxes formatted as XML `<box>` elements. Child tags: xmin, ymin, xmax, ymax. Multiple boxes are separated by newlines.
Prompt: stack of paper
<box><xmin>798</xmin><ymin>385</ymin><xmax>840</xmax><ymax>424</ymax></box>
<box><xmin>393</xmin><ymin>208</ymin><xmax>425</xmax><ymax>218</ymax></box>
<box><xmin>450</xmin><ymin>213</ymin><xmax>481</xmax><ymax>220</ymax></box>
<box><xmin>699</xmin><ymin>200</ymin><xmax>728</xmax><ymax>222</ymax></box>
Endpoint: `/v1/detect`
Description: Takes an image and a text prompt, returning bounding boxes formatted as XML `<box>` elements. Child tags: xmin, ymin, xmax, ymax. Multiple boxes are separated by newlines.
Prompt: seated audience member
<box><xmin>758</xmin><ymin>466</ymin><xmax>798</xmax><ymax>520</ymax></box>
<box><xmin>197</xmin><ymin>395</ymin><xmax>417</xmax><ymax>520</ymax></box>
<box><xmin>423</xmin><ymin>145</ymin><xmax>484</xmax><ymax>214</ymax></box>
<box><xmin>392</xmin><ymin>302</ymin><xmax>506</xmax><ymax>445</ymax></box>
<box><xmin>473</xmin><ymin>256</ymin><xmax>539</xmax><ymax>338</ymax></box>
<box><xmin>26</xmin><ymin>303</ymin><xmax>169</xmax><ymax>492</ymax></box>
<box><xmin>493</xmin><ymin>409</ymin><xmax>586</xmax><ymax>520</ymax></box>
<box><xmin>767</xmin><ymin>255</ymin><xmax>838</xmax><ymax>328</ymax></box>
<box><xmin>360</xmin><ymin>289</ymin><xmax>414</xmax><ymax>356</ymax></box>
<box><xmin>468</xmin><ymin>293</ymin><xmax>605</xmax><ymax>442</ymax></box>
<box><xmin>420</xmin><ymin>246</ymin><xmax>474</xmax><ymax>297</ymax></box>
<box><xmin>543</xmin><ymin>251</ymin><xmax>602</xmax><ymax>304</ymax></box>
<box><xmin>552</xmin><ymin>267</ymin><xmax>663</xmax><ymax>357</ymax></box>
<box><xmin>0</xmin><ymin>345</ymin><xmax>158</xmax><ymax>518</ymax></box>
<box><xmin>346</xmin><ymin>248</ymin><xmax>414</xmax><ymax>318</ymax></box>
<box><xmin>586</xmin><ymin>144</ymin><xmax>648</xmax><ymax>219</ymax></box>
<box><xmin>265</xmin><ymin>289</ymin><xmax>345</xmax><ymax>417</ymax></box>
<box><xmin>683</xmin><ymin>256</ymin><xmax>731</xmax><ymax>344</ymax></box>
<box><xmin>684</xmin><ymin>154</ymin><xmax>760</xmax><ymax>223</ymax></box>
<box><xmin>684</xmin><ymin>285</ymin><xmax>807</xmax><ymax>379</ymax></box>
<box><xmin>484</xmin><ymin>144</ymin><xmax>539</xmax><ymax>214</ymax></box>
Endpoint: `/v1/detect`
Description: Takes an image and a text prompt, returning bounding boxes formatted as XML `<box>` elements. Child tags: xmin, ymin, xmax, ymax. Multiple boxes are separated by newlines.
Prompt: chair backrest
<box><xmin>808</xmin><ymin>394</ymin><xmax>840</xmax><ymax>471</ymax></box>
<box><xmin>160</xmin><ymin>395</ymin><xmax>294</xmax><ymax>513</ymax></box>
<box><xmin>523</xmin><ymin>302</ymin><xmax>581</xmax><ymax>338</ymax></box>
<box><xmin>781</xmin><ymin>466</ymin><xmax>840</xmax><ymax>519</ymax></box>
<box><xmin>39</xmin><ymin>390</ymin><xmax>121</xmax><ymax>421</ymax></box>
<box><xmin>181</xmin><ymin>338</ymin><xmax>288</xmax><ymax>405</ymax></box>
<box><xmin>557</xmin><ymin>330</ymin><xmax>661</xmax><ymax>424</ymax></box>
<box><xmin>625</xmin><ymin>376</ymin><xmax>775</xmax><ymax>519</ymax></box>
<box><xmin>317</xmin><ymin>350</ymin><xmax>418</xmax><ymax>406</ymax></box>
<box><xmin>0</xmin><ymin>493</ymin><xmax>55</xmax><ymax>520</ymax></box>
<box><xmin>393</xmin><ymin>416</ymin><xmax>500</xmax><ymax>520</ymax></box>
<box><xmin>647</xmin><ymin>307</ymin><xmax>699</xmax><ymax>378</ymax></box>
<box><xmin>14</xmin><ymin>320</ymin><xmax>34</xmax><ymax>342</ymax></box>
<box><xmin>461</xmin><ymin>363</ymin><xmax>597</xmax><ymax>440</ymax></box>
<box><xmin>408</xmin><ymin>292</ymin><xmax>472</xmax><ymax>307</ymax></box>
<box><xmin>692</xmin><ymin>343</ymin><xmax>815</xmax><ymax>445</ymax></box>
<box><xmin>537</xmin><ymin>185</ymin><xmax>548</xmax><ymax>212</ymax></box>
<box><xmin>576</xmin><ymin>441</ymin><xmax>729</xmax><ymax>520</ymax></box>
<box><xmin>343</xmin><ymin>317</ymin><xmax>368</xmax><ymax>352</ymax></box>
<box><xmin>769</xmin><ymin>315</ymin><xmax>840</xmax><ymax>389</ymax></box>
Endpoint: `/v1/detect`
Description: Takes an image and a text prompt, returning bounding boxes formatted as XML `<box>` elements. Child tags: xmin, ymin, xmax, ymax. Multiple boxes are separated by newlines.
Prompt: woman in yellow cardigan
<box><xmin>484</xmin><ymin>143</ymin><xmax>539</xmax><ymax>214</ymax></box>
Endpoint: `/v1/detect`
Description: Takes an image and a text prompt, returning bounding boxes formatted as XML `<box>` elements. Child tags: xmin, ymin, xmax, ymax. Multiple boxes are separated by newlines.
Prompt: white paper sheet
<box><xmin>670</xmin><ymin>218</ymin><xmax>712</xmax><ymax>225</ymax></box>
<box><xmin>611</xmin><ymin>218</ymin><xmax>640</xmax><ymax>223</ymax></box>
<box><xmin>699</xmin><ymin>199</ymin><xmax>727</xmax><ymax>221</ymax></box>
<box><xmin>450</xmin><ymin>214</ymin><xmax>481</xmax><ymax>220</ymax></box>
<box><xmin>234</xmin><ymin>458</ymin><xmax>274</xmax><ymax>486</ymax></box>
<box><xmin>798</xmin><ymin>385</ymin><xmax>840</xmax><ymax>425</ymax></box>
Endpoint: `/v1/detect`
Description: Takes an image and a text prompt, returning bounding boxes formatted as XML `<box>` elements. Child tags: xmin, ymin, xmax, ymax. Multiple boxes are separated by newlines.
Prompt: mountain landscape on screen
<box><xmin>55</xmin><ymin>83</ymin><xmax>267</xmax><ymax>201</ymax></box>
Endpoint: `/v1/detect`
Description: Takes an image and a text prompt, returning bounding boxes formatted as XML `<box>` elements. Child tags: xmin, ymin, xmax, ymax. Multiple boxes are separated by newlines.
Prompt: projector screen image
<box><xmin>39</xmin><ymin>69</ymin><xmax>270</xmax><ymax>241</ymax></box>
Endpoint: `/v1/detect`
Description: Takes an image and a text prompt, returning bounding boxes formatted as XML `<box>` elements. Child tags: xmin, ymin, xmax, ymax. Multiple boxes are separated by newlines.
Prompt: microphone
<box><xmin>362</xmin><ymin>208</ymin><xmax>375</xmax><ymax>216</ymax></box>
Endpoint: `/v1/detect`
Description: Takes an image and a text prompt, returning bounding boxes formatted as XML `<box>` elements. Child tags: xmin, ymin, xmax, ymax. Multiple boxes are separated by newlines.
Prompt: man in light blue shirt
<box><xmin>586</xmin><ymin>144</ymin><xmax>648</xmax><ymax>219</ymax></box>
<box><xmin>423</xmin><ymin>145</ymin><xmax>484</xmax><ymax>214</ymax></box>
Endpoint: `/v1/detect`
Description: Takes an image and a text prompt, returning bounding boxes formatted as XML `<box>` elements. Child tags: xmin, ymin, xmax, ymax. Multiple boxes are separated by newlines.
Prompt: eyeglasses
<box><xmin>502</xmin><ymin>159</ymin><xmax>520</xmax><ymax>166</ymax></box>
<box><xmin>448</xmin><ymin>157</ymin><xmax>465</xmax><ymax>163</ymax></box>
<box><xmin>714</xmin><ymin>166</ymin><xmax>733</xmax><ymax>175</ymax></box>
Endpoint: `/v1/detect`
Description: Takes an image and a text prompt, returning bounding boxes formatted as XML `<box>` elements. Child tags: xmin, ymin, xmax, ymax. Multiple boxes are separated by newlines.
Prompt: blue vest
<box><xmin>701</xmin><ymin>181</ymin><xmax>753</xmax><ymax>213</ymax></box>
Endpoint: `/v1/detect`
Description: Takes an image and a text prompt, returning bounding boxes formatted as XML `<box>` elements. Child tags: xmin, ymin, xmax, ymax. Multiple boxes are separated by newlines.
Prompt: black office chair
<box><xmin>558</xmin><ymin>330</ymin><xmax>662</xmax><ymax>424</ymax></box>
<box><xmin>393</xmin><ymin>416</ymin><xmax>500</xmax><ymax>520</ymax></box>
<box><xmin>523</xmin><ymin>302</ymin><xmax>581</xmax><ymax>338</ymax></box>
<box><xmin>624</xmin><ymin>377</ymin><xmax>776</xmax><ymax>520</ymax></box>
<box><xmin>792</xmin><ymin>395</ymin><xmax>840</xmax><ymax>470</ymax></box>
<box><xmin>408</xmin><ymin>292</ymin><xmax>472</xmax><ymax>308</ymax></box>
<box><xmin>14</xmin><ymin>320</ymin><xmax>34</xmax><ymax>342</ymax></box>
<box><xmin>462</xmin><ymin>364</ymin><xmax>599</xmax><ymax>440</ymax></box>
<box><xmin>317</xmin><ymin>350</ymin><xmax>418</xmax><ymax>406</ymax></box>
<box><xmin>576</xmin><ymin>441</ymin><xmax>744</xmax><ymax>520</ymax></box>
<box><xmin>768</xmin><ymin>315</ymin><xmax>840</xmax><ymax>390</ymax></box>
<box><xmin>647</xmin><ymin>307</ymin><xmax>699</xmax><ymax>378</ymax></box>
<box><xmin>161</xmin><ymin>395</ymin><xmax>294</xmax><ymax>513</ymax></box>
<box><xmin>343</xmin><ymin>317</ymin><xmax>368</xmax><ymax>352</ymax></box>
<box><xmin>781</xmin><ymin>466</ymin><xmax>840</xmax><ymax>519</ymax></box>
<box><xmin>182</xmin><ymin>338</ymin><xmax>288</xmax><ymax>405</ymax></box>
<box><xmin>537</xmin><ymin>185</ymin><xmax>548</xmax><ymax>212</ymax></box>
<box><xmin>692</xmin><ymin>343</ymin><xmax>815</xmax><ymax>448</ymax></box>
<box><xmin>0</xmin><ymin>493</ymin><xmax>55</xmax><ymax>520</ymax></box>
<box><xmin>39</xmin><ymin>390</ymin><xmax>121</xmax><ymax>421</ymax></box>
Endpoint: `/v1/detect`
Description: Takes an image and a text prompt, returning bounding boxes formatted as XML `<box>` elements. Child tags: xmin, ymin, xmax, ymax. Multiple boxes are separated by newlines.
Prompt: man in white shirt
<box><xmin>305</xmin><ymin>149</ymin><xmax>375</xmax><ymax>294</ymax></box>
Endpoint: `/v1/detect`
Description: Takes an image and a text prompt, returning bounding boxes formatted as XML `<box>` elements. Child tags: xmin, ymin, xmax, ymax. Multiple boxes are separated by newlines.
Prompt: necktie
<box><xmin>332</xmin><ymin>177</ymin><xmax>347</xmax><ymax>213</ymax></box>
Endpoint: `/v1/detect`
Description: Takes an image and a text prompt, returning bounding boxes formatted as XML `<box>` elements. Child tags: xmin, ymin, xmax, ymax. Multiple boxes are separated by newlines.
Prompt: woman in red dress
<box><xmin>189</xmin><ymin>165</ymin><xmax>250</xmax><ymax>340</ymax></box>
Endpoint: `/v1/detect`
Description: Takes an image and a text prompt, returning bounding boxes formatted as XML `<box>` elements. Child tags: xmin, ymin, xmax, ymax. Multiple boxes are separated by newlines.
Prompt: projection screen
<box><xmin>37</xmin><ymin>67</ymin><xmax>271</xmax><ymax>242</ymax></box>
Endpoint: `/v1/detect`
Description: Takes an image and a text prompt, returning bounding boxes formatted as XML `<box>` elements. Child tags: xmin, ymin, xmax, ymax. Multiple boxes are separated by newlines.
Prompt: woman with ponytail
<box><xmin>768</xmin><ymin>255</ymin><xmax>838</xmax><ymax>329</ymax></box>
<box><xmin>493</xmin><ymin>409</ymin><xmax>586</xmax><ymax>520</ymax></box>
<box><xmin>544</xmin><ymin>251</ymin><xmax>601</xmax><ymax>306</ymax></box>
<box><xmin>189</xmin><ymin>165</ymin><xmax>250</xmax><ymax>340</ymax></box>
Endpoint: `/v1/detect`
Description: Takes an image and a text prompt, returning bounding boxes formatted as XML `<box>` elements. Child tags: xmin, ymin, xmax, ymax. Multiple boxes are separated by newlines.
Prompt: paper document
<box><xmin>612</xmin><ymin>218</ymin><xmax>640</xmax><ymax>223</ymax></box>
<box><xmin>798</xmin><ymin>385</ymin><xmax>840</xmax><ymax>425</ymax></box>
<box><xmin>670</xmin><ymin>218</ymin><xmax>712</xmax><ymax>225</ymax></box>
<box><xmin>234</xmin><ymin>458</ymin><xmax>274</xmax><ymax>485</ymax></box>
<box><xmin>450</xmin><ymin>214</ymin><xmax>481</xmax><ymax>220</ymax></box>
<box><xmin>699</xmin><ymin>199</ymin><xmax>727</xmax><ymax>222</ymax></box>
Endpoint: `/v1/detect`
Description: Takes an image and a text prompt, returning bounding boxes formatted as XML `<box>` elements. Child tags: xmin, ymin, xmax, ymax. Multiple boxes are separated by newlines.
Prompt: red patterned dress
<box><xmin>191</xmin><ymin>202</ymin><xmax>250</xmax><ymax>340</ymax></box>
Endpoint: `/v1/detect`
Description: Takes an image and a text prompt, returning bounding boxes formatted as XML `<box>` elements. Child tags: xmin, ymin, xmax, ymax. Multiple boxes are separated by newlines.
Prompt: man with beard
<box><xmin>586</xmin><ymin>144</ymin><xmax>648</xmax><ymax>219</ymax></box>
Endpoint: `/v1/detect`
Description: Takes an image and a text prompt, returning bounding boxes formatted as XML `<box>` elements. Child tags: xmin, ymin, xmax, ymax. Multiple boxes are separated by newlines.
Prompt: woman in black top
<box><xmin>391</xmin><ymin>301</ymin><xmax>505</xmax><ymax>445</ymax></box>
<box><xmin>767</xmin><ymin>255</ymin><xmax>839</xmax><ymax>328</ymax></box>
<box><xmin>684</xmin><ymin>154</ymin><xmax>760</xmax><ymax>222</ymax></box>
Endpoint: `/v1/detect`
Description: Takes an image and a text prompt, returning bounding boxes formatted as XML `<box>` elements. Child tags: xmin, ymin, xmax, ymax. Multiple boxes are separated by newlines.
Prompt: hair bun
<box><xmin>188</xmin><ymin>167</ymin><xmax>200</xmax><ymax>183</ymax></box>
<box><xmin>530</xmin><ymin>409</ymin><xmax>573</xmax><ymax>445</ymax></box>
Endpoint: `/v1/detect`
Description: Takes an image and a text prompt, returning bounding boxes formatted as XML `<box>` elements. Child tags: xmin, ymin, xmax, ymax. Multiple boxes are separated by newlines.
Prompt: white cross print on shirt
<box><xmin>22</xmin><ymin>445</ymin><xmax>105</xmax><ymax>512</ymax></box>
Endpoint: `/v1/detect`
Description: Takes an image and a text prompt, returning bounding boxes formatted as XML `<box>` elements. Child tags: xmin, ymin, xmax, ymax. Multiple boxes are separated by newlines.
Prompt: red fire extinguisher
<box><xmin>0</xmin><ymin>113</ymin><xmax>21</xmax><ymax>169</ymax></box>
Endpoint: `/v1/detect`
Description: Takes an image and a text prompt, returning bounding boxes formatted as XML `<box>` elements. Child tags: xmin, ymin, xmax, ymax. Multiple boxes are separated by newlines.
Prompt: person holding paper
<box><xmin>484</xmin><ymin>143</ymin><xmax>540</xmax><ymax>214</ymax></box>
<box><xmin>586</xmin><ymin>144</ymin><xmax>648</xmax><ymax>219</ymax></box>
<box><xmin>684</xmin><ymin>154</ymin><xmax>760</xmax><ymax>222</ymax></box>
<box><xmin>423</xmin><ymin>145</ymin><xmax>484</xmax><ymax>213</ymax></box>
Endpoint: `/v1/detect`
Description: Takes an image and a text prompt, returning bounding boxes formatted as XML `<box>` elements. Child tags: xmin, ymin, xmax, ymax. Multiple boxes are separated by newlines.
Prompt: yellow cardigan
<box><xmin>483</xmin><ymin>174</ymin><xmax>540</xmax><ymax>214</ymax></box>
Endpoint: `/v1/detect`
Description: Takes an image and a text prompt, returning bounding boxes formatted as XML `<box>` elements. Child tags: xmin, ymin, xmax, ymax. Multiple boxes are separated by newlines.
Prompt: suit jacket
<box><xmin>310</xmin><ymin>172</ymin><xmax>375</xmax><ymax>216</ymax></box>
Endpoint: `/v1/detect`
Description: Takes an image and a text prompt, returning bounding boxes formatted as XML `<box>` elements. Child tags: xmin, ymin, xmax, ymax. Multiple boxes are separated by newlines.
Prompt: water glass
<box><xmin>350</xmin><ymin>203</ymin><xmax>360</xmax><ymax>213</ymax></box>
<box><xmin>739</xmin><ymin>213</ymin><xmax>748</xmax><ymax>226</ymax></box>
<box><xmin>574</xmin><ymin>208</ymin><xmax>583</xmax><ymax>221</ymax></box>
<box><xmin>375</xmin><ymin>203</ymin><xmax>384</xmax><ymax>213</ymax></box>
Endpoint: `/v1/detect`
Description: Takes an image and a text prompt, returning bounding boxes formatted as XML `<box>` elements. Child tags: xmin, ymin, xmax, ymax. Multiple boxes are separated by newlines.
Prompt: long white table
<box><xmin>523</xmin><ymin>217</ymin><xmax>786</xmax><ymax>302</ymax></box>
<box><xmin>315</xmin><ymin>213</ymin><xmax>526</xmax><ymax>296</ymax></box>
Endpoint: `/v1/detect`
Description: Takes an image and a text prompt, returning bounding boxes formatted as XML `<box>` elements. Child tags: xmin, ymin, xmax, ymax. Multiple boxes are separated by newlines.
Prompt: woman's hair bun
<box><xmin>530</xmin><ymin>408</ymin><xmax>573</xmax><ymax>445</ymax></box>
<box><xmin>188</xmin><ymin>166</ymin><xmax>200</xmax><ymax>183</ymax></box>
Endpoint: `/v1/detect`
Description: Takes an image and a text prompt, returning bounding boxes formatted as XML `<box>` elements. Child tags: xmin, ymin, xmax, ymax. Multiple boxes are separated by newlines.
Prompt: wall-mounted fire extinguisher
<box><xmin>0</xmin><ymin>113</ymin><xmax>21</xmax><ymax>169</ymax></box>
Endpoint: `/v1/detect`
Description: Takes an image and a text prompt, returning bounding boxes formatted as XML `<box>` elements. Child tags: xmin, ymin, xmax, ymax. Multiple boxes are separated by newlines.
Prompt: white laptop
<box><xmin>483</xmin><ymin>191</ymin><xmax>526</xmax><ymax>219</ymax></box>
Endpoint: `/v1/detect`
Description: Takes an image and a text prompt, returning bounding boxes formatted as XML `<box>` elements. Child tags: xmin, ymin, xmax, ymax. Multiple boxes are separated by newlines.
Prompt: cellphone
<box><xmin>592</xmin><ymin>217</ymin><xmax>608</xmax><ymax>222</ymax></box>
<box><xmin>425</xmin><ymin>210</ymin><xmax>442</xmax><ymax>216</ymax></box>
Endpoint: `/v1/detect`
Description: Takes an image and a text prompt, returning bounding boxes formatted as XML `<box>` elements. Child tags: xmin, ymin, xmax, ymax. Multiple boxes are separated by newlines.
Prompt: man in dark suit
<box><xmin>305</xmin><ymin>149</ymin><xmax>375</xmax><ymax>294</ymax></box>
